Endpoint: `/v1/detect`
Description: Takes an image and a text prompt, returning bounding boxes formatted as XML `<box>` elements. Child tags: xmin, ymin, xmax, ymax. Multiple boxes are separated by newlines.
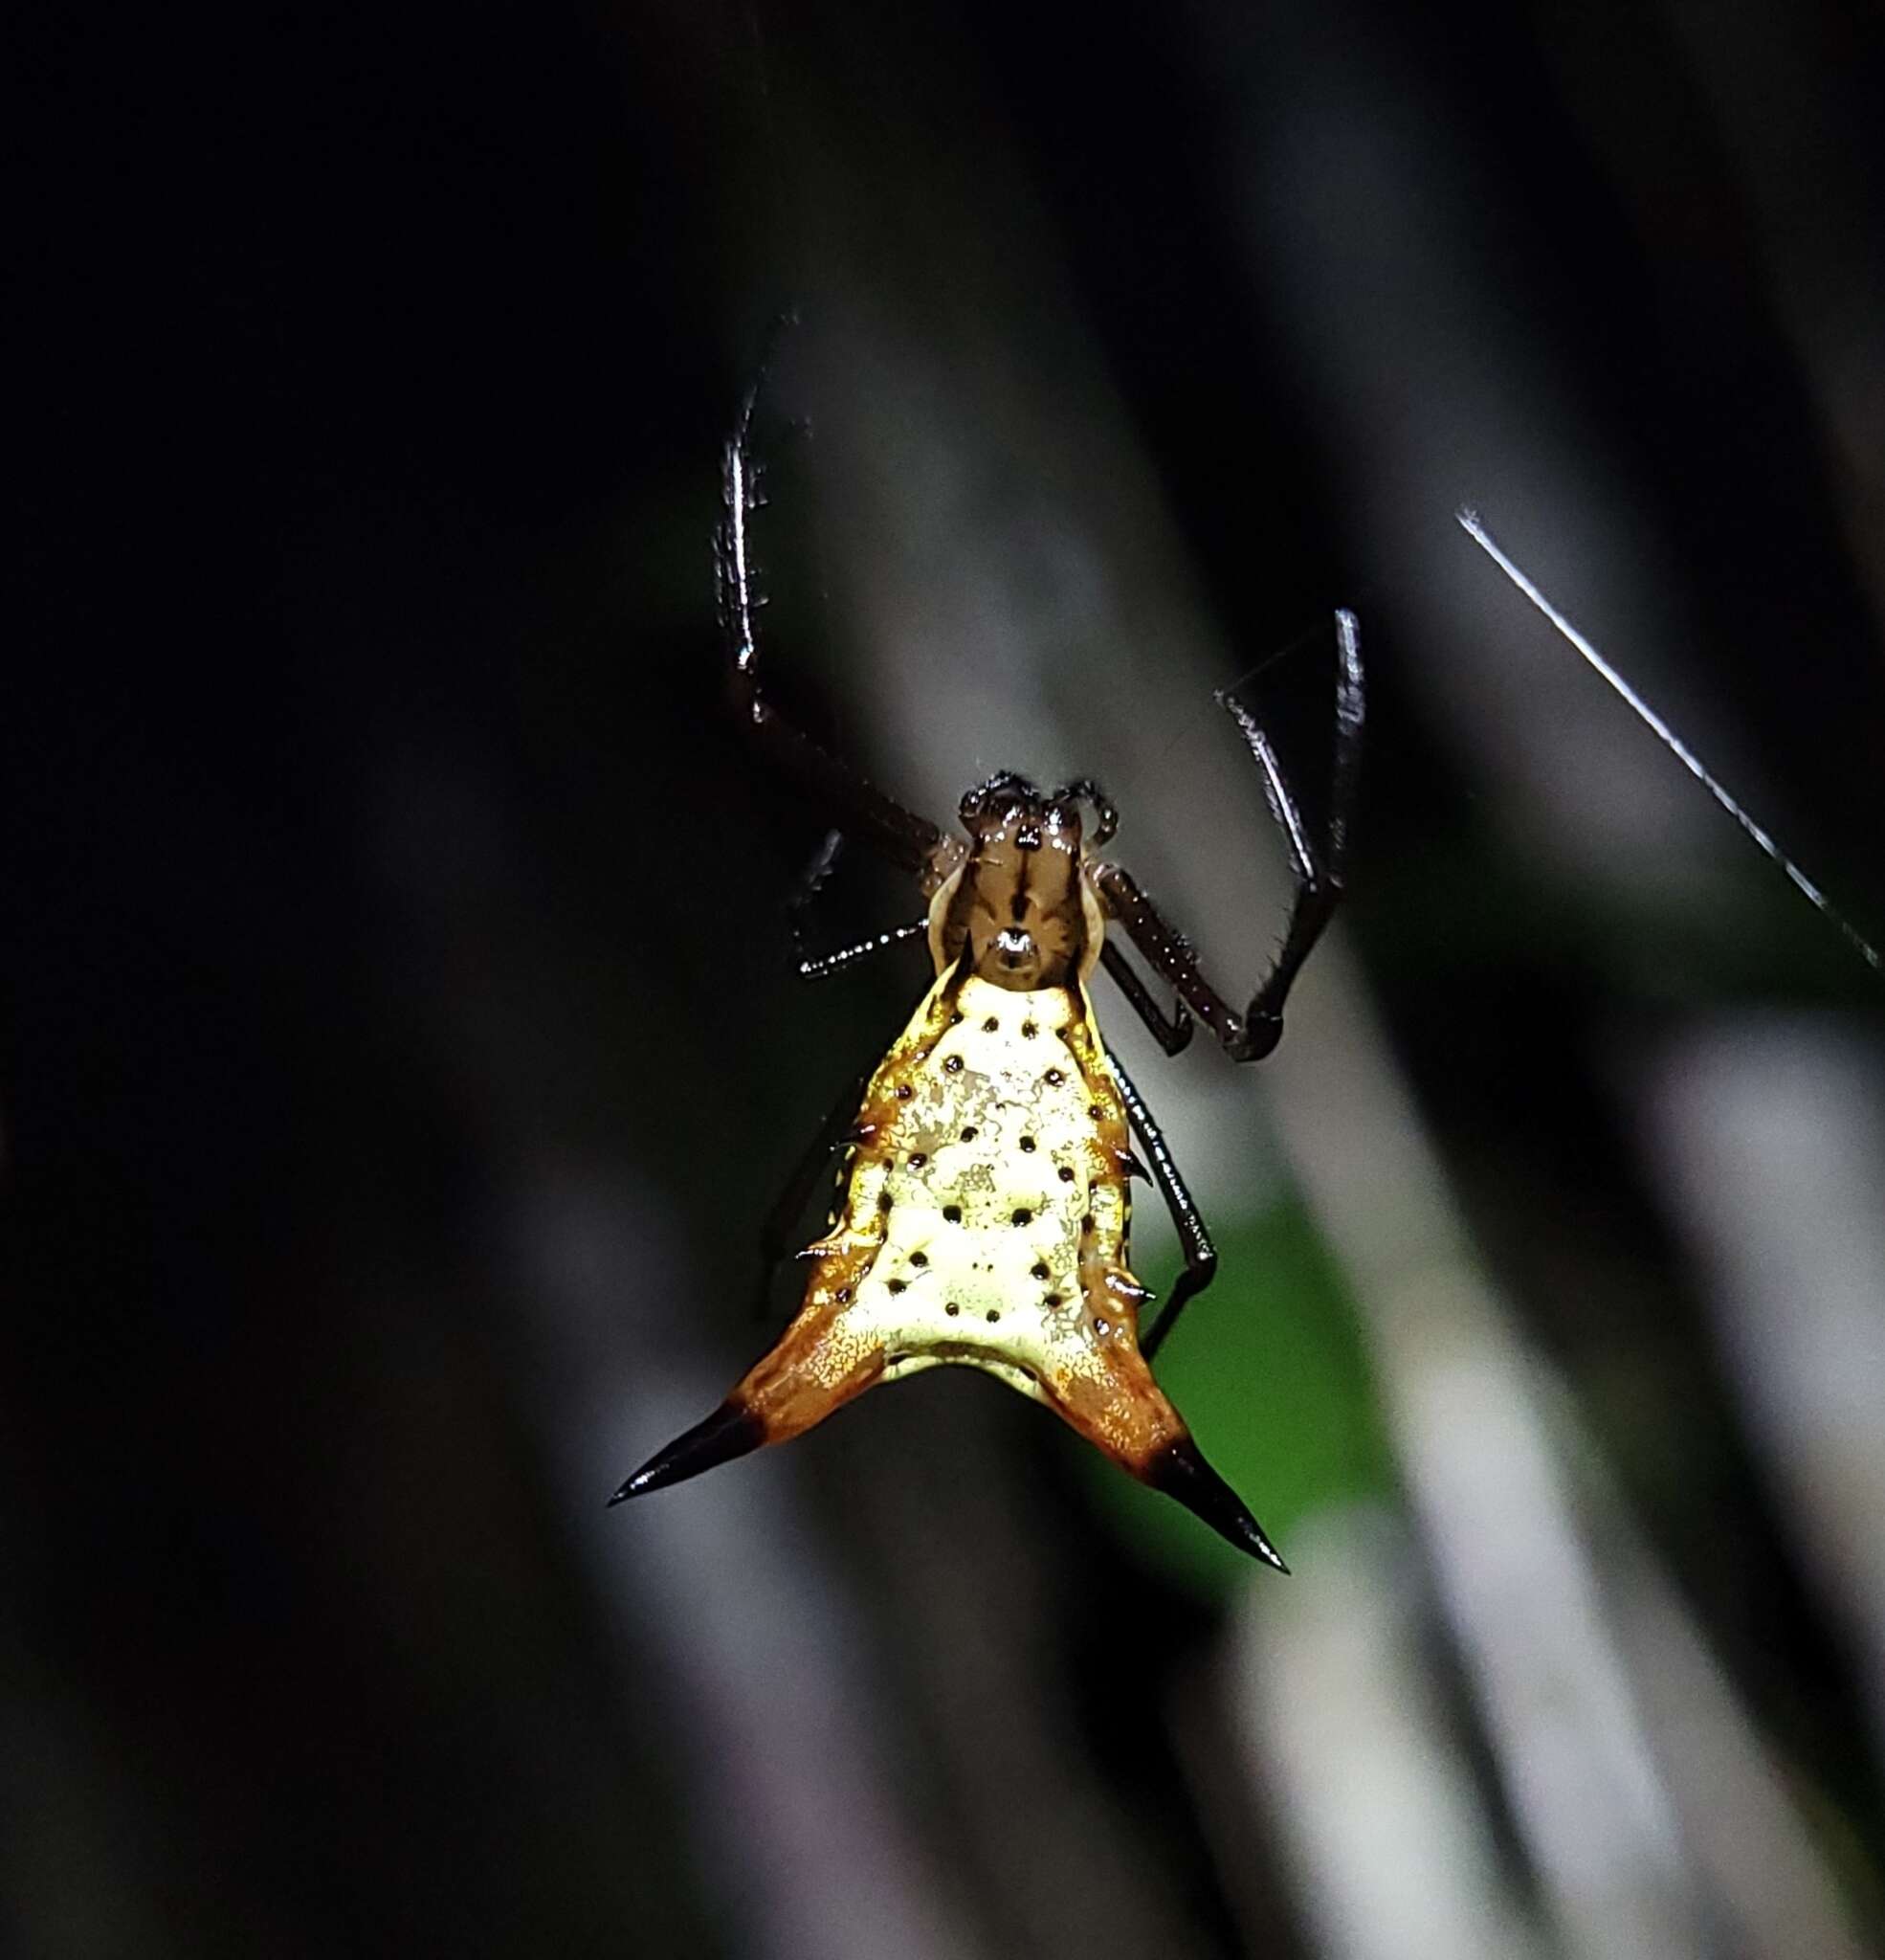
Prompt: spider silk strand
<box><xmin>1458</xmin><ymin>508</ymin><xmax>1880</xmax><ymax>977</ymax></box>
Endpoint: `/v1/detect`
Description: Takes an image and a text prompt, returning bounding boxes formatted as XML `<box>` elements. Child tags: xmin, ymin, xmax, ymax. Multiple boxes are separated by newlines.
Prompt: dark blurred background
<box><xmin>10</xmin><ymin>1</ymin><xmax>1885</xmax><ymax>1954</ymax></box>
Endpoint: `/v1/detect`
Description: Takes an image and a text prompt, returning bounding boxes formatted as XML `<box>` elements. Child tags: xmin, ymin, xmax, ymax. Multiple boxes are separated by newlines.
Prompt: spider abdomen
<box><xmin>717</xmin><ymin>971</ymin><xmax>1192</xmax><ymax>1471</ymax></box>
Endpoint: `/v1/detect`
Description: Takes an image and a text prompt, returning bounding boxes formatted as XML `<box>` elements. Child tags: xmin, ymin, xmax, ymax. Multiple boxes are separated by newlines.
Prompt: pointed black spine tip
<box><xmin>1144</xmin><ymin>1437</ymin><xmax>1290</xmax><ymax>1573</ymax></box>
<box><xmin>606</xmin><ymin>1401</ymin><xmax>765</xmax><ymax>1509</ymax></box>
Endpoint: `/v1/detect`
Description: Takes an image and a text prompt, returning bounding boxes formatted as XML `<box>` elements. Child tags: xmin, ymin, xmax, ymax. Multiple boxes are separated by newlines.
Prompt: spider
<box><xmin>610</xmin><ymin>358</ymin><xmax>1364</xmax><ymax>1569</ymax></box>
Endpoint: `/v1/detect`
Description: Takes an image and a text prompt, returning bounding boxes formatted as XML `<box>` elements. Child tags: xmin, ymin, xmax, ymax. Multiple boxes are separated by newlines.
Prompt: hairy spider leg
<box><xmin>1097</xmin><ymin>610</ymin><xmax>1363</xmax><ymax>1062</ymax></box>
<box><xmin>786</xmin><ymin>828</ymin><xmax>930</xmax><ymax>980</ymax></box>
<box><xmin>719</xmin><ymin>356</ymin><xmax>946</xmax><ymax>880</ymax></box>
<box><xmin>794</xmin><ymin>922</ymin><xmax>931</xmax><ymax>982</ymax></box>
<box><xmin>1099</xmin><ymin>940</ymin><xmax>1195</xmax><ymax>1056</ymax></box>
<box><xmin>1105</xmin><ymin>1053</ymin><xmax>1219</xmax><ymax>1362</ymax></box>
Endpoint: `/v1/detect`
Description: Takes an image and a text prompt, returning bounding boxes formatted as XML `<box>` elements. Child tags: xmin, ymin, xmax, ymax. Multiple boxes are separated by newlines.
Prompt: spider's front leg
<box><xmin>1099</xmin><ymin>941</ymin><xmax>1193</xmax><ymax>1056</ymax></box>
<box><xmin>1097</xmin><ymin>610</ymin><xmax>1363</xmax><ymax>1063</ymax></box>
<box><xmin>719</xmin><ymin>357</ymin><xmax>948</xmax><ymax>883</ymax></box>
<box><xmin>785</xmin><ymin>829</ymin><xmax>929</xmax><ymax>981</ymax></box>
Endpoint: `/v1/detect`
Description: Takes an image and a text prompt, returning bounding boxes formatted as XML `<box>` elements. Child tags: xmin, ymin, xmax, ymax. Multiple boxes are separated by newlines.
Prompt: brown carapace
<box><xmin>610</xmin><ymin>351</ymin><xmax>1364</xmax><ymax>1570</ymax></box>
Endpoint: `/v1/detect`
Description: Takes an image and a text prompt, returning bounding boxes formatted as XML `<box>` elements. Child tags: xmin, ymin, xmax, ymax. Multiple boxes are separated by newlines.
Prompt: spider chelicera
<box><xmin>610</xmin><ymin>354</ymin><xmax>1364</xmax><ymax>1568</ymax></box>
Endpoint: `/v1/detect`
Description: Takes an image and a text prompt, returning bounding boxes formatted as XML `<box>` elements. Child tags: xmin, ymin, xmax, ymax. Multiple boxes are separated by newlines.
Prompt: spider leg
<box><xmin>721</xmin><ymin>353</ymin><xmax>945</xmax><ymax>879</ymax></box>
<box><xmin>796</xmin><ymin>923</ymin><xmax>930</xmax><ymax>982</ymax></box>
<box><xmin>1106</xmin><ymin>1052</ymin><xmax>1217</xmax><ymax>1361</ymax></box>
<box><xmin>1096</xmin><ymin>610</ymin><xmax>1363</xmax><ymax>1063</ymax></box>
<box><xmin>1225</xmin><ymin>607</ymin><xmax>1364</xmax><ymax>1038</ymax></box>
<box><xmin>1099</xmin><ymin>940</ymin><xmax>1193</xmax><ymax>1055</ymax></box>
<box><xmin>749</xmin><ymin>1063</ymin><xmax>875</xmax><ymax>1323</ymax></box>
<box><xmin>786</xmin><ymin>828</ymin><xmax>929</xmax><ymax>980</ymax></box>
<box><xmin>1093</xmin><ymin>864</ymin><xmax>1249</xmax><ymax>1052</ymax></box>
<box><xmin>1106</xmin><ymin>1052</ymin><xmax>1284</xmax><ymax>1567</ymax></box>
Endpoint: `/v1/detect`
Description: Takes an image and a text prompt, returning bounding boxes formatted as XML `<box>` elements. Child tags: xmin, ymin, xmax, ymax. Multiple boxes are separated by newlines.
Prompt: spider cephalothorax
<box><xmin>928</xmin><ymin>773</ymin><xmax>1111</xmax><ymax>991</ymax></box>
<box><xmin>610</xmin><ymin>353</ymin><xmax>1364</xmax><ymax>1569</ymax></box>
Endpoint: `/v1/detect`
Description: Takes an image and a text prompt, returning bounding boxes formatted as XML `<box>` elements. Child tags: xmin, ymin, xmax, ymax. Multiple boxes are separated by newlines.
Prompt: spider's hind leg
<box><xmin>1106</xmin><ymin>1052</ymin><xmax>1216</xmax><ymax>1361</ymax></box>
<box><xmin>1107</xmin><ymin>1051</ymin><xmax>1286</xmax><ymax>1570</ymax></box>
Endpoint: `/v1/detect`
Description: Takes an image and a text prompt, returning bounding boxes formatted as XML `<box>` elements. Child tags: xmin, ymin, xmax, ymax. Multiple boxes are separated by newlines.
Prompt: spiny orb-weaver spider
<box><xmin>610</xmin><ymin>361</ymin><xmax>1364</xmax><ymax>1569</ymax></box>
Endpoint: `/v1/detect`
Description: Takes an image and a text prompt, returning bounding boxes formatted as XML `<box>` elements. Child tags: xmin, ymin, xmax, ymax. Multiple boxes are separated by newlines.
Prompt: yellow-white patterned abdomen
<box><xmin>728</xmin><ymin>969</ymin><xmax>1187</xmax><ymax>1471</ymax></box>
